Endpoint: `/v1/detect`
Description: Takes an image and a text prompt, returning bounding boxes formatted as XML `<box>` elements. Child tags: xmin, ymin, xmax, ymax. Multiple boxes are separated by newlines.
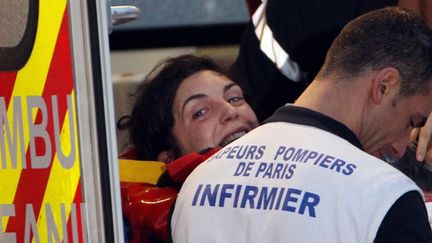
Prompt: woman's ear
<box><xmin>158</xmin><ymin>150</ymin><xmax>175</xmax><ymax>162</ymax></box>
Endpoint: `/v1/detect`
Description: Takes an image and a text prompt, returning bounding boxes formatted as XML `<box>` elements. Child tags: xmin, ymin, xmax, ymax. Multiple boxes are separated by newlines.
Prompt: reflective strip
<box><xmin>0</xmin><ymin>72</ymin><xmax>17</xmax><ymax>105</ymax></box>
<box><xmin>119</xmin><ymin>159</ymin><xmax>166</xmax><ymax>184</ymax></box>
<box><xmin>38</xmin><ymin>91</ymin><xmax>81</xmax><ymax>242</ymax></box>
<box><xmin>426</xmin><ymin>202</ymin><xmax>432</xmax><ymax>228</ymax></box>
<box><xmin>0</xmin><ymin>0</ymin><xmax>68</xmax><ymax>232</ymax></box>
<box><xmin>0</xmin><ymin>0</ymin><xmax>67</xmax><ymax>215</ymax></box>
<box><xmin>253</xmin><ymin>1</ymin><xmax>302</xmax><ymax>82</ymax></box>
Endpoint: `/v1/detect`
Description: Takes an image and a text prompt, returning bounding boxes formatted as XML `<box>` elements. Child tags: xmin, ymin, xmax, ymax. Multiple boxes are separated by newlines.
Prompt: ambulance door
<box><xmin>0</xmin><ymin>0</ymin><xmax>124</xmax><ymax>242</ymax></box>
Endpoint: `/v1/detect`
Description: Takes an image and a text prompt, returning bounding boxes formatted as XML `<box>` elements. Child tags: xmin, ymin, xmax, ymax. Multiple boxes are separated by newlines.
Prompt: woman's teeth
<box><xmin>219</xmin><ymin>131</ymin><xmax>247</xmax><ymax>147</ymax></box>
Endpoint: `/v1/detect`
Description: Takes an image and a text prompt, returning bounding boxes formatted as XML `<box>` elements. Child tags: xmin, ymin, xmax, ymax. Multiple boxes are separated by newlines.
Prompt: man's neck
<box><xmin>294</xmin><ymin>77</ymin><xmax>367</xmax><ymax>138</ymax></box>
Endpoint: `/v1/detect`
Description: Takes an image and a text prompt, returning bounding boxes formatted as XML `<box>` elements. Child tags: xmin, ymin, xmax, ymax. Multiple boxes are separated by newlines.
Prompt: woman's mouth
<box><xmin>219</xmin><ymin>131</ymin><xmax>248</xmax><ymax>147</ymax></box>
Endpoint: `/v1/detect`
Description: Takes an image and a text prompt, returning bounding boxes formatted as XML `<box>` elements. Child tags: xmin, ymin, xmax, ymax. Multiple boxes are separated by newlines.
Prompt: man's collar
<box><xmin>264</xmin><ymin>105</ymin><xmax>363</xmax><ymax>150</ymax></box>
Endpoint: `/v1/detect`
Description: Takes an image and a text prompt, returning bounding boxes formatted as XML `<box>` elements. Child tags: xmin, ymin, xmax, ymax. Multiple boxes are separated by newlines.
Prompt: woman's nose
<box><xmin>220</xmin><ymin>102</ymin><xmax>239</xmax><ymax>123</ymax></box>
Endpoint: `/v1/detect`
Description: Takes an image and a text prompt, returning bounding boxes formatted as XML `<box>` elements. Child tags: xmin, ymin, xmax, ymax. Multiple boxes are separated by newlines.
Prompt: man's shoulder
<box><xmin>374</xmin><ymin>191</ymin><xmax>431</xmax><ymax>243</ymax></box>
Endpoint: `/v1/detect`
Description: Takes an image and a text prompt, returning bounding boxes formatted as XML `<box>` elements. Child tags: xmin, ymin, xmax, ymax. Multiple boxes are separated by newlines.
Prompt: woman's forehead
<box><xmin>177</xmin><ymin>70</ymin><xmax>233</xmax><ymax>95</ymax></box>
<box><xmin>172</xmin><ymin>71</ymin><xmax>237</xmax><ymax>113</ymax></box>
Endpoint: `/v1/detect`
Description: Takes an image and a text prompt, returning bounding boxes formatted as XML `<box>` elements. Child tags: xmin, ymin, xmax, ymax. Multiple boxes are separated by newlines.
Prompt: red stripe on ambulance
<box><xmin>0</xmin><ymin>72</ymin><xmax>18</xmax><ymax>106</ymax></box>
<box><xmin>6</xmin><ymin>8</ymin><xmax>78</xmax><ymax>242</ymax></box>
<box><xmin>66</xmin><ymin>181</ymin><xmax>85</xmax><ymax>243</ymax></box>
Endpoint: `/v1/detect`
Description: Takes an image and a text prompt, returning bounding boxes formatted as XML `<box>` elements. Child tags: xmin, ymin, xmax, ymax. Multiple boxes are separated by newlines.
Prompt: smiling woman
<box><xmin>117</xmin><ymin>54</ymin><xmax>259</xmax><ymax>243</ymax></box>
<box><xmin>171</xmin><ymin>69</ymin><xmax>258</xmax><ymax>157</ymax></box>
<box><xmin>118</xmin><ymin>54</ymin><xmax>258</xmax><ymax>162</ymax></box>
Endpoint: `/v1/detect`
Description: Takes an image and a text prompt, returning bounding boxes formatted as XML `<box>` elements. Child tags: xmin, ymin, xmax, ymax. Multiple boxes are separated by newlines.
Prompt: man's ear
<box><xmin>158</xmin><ymin>150</ymin><xmax>175</xmax><ymax>162</ymax></box>
<box><xmin>371</xmin><ymin>67</ymin><xmax>400</xmax><ymax>104</ymax></box>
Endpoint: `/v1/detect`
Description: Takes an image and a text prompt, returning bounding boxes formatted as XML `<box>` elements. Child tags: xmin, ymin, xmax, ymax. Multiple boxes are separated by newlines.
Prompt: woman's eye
<box><xmin>192</xmin><ymin>109</ymin><xmax>207</xmax><ymax>120</ymax></box>
<box><xmin>228</xmin><ymin>96</ymin><xmax>243</xmax><ymax>104</ymax></box>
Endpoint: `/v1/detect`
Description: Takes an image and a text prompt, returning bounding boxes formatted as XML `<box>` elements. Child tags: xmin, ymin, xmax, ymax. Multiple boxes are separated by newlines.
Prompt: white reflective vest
<box><xmin>172</xmin><ymin>122</ymin><xmax>421</xmax><ymax>243</ymax></box>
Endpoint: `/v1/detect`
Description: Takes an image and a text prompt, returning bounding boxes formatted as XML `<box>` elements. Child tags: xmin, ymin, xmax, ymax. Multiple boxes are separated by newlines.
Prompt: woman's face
<box><xmin>171</xmin><ymin>70</ymin><xmax>259</xmax><ymax>155</ymax></box>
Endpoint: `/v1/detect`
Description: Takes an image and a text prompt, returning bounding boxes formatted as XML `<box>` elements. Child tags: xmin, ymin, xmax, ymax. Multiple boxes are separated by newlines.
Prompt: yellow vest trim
<box><xmin>119</xmin><ymin>159</ymin><xmax>166</xmax><ymax>184</ymax></box>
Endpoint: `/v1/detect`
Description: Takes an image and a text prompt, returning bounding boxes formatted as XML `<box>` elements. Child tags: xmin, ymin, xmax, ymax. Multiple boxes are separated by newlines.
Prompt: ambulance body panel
<box><xmin>0</xmin><ymin>0</ymin><xmax>123</xmax><ymax>242</ymax></box>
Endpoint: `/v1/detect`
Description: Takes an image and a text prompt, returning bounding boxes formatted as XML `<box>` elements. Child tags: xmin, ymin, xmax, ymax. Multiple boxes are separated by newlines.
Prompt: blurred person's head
<box><xmin>121</xmin><ymin>55</ymin><xmax>258</xmax><ymax>161</ymax></box>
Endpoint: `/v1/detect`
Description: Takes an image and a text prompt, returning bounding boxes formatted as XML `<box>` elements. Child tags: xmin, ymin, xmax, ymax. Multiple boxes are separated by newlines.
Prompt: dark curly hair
<box><xmin>118</xmin><ymin>54</ymin><xmax>234</xmax><ymax>160</ymax></box>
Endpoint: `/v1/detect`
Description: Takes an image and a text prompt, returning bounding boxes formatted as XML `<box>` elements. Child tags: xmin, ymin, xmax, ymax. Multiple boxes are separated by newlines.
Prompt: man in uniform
<box><xmin>171</xmin><ymin>7</ymin><xmax>432</xmax><ymax>242</ymax></box>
